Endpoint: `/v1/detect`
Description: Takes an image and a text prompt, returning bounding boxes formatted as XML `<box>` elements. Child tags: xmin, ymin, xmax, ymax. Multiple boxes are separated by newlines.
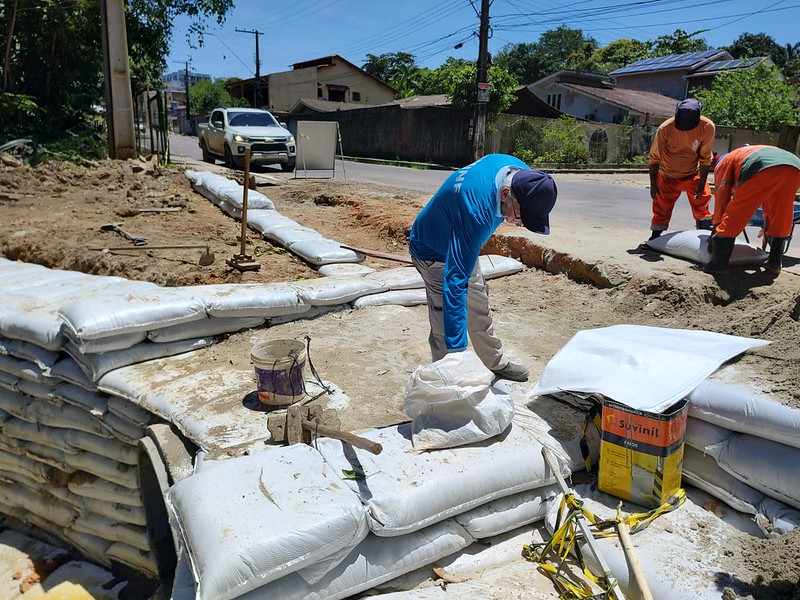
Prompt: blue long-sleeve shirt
<box><xmin>409</xmin><ymin>154</ymin><xmax>527</xmax><ymax>351</ymax></box>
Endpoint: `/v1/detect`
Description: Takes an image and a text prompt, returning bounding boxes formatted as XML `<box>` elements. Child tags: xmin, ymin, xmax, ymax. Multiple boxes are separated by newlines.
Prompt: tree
<box><xmin>0</xmin><ymin>0</ymin><xmax>234</xmax><ymax>135</ymax></box>
<box><xmin>494</xmin><ymin>26</ymin><xmax>595</xmax><ymax>84</ymax></box>
<box><xmin>650</xmin><ymin>29</ymin><xmax>710</xmax><ymax>56</ymax></box>
<box><xmin>361</xmin><ymin>52</ymin><xmax>418</xmax><ymax>86</ymax></box>
<box><xmin>189</xmin><ymin>78</ymin><xmax>247</xmax><ymax>115</ymax></box>
<box><xmin>447</xmin><ymin>63</ymin><xmax>518</xmax><ymax>124</ymax></box>
<box><xmin>587</xmin><ymin>39</ymin><xmax>651</xmax><ymax>74</ymax></box>
<box><xmin>726</xmin><ymin>33</ymin><xmax>785</xmax><ymax>67</ymax></box>
<box><xmin>417</xmin><ymin>57</ymin><xmax>471</xmax><ymax>95</ymax></box>
<box><xmin>691</xmin><ymin>64</ymin><xmax>799</xmax><ymax>131</ymax></box>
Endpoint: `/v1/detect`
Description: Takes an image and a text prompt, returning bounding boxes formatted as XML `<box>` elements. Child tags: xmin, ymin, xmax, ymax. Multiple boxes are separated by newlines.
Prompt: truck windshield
<box><xmin>228</xmin><ymin>112</ymin><xmax>279</xmax><ymax>127</ymax></box>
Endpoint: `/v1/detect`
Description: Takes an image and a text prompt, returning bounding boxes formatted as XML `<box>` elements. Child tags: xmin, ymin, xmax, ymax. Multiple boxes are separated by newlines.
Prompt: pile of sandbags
<box><xmin>167</xmin><ymin>402</ymin><xmax>584</xmax><ymax>600</ymax></box>
<box><xmin>683</xmin><ymin>380</ymin><xmax>800</xmax><ymax>536</ymax></box>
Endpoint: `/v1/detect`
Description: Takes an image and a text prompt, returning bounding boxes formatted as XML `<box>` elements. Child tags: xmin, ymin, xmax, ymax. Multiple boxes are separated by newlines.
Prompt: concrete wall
<box><xmin>268</xmin><ymin>60</ymin><xmax>395</xmax><ymax>113</ymax></box>
<box><xmin>287</xmin><ymin>105</ymin><xmax>473</xmax><ymax>166</ymax></box>
<box><xmin>713</xmin><ymin>126</ymin><xmax>780</xmax><ymax>155</ymax></box>
<box><xmin>614</xmin><ymin>71</ymin><xmax>689</xmax><ymax>100</ymax></box>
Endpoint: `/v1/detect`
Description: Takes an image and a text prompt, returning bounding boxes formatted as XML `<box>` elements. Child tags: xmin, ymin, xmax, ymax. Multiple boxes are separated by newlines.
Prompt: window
<box><xmin>327</xmin><ymin>84</ymin><xmax>348</xmax><ymax>103</ymax></box>
<box><xmin>352</xmin><ymin>92</ymin><xmax>361</xmax><ymax>101</ymax></box>
<box><xmin>547</xmin><ymin>93</ymin><xmax>561</xmax><ymax>110</ymax></box>
<box><xmin>317</xmin><ymin>85</ymin><xmax>322</xmax><ymax>98</ymax></box>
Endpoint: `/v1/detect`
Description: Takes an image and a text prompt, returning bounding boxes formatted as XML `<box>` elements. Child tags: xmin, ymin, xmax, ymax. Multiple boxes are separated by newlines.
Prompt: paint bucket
<box><xmin>251</xmin><ymin>339</ymin><xmax>307</xmax><ymax>406</ymax></box>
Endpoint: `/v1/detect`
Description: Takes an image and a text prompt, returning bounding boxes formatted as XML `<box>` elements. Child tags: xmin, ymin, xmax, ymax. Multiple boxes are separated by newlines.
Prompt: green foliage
<box><xmin>189</xmin><ymin>79</ymin><xmax>247</xmax><ymax>114</ymax></box>
<box><xmin>361</xmin><ymin>52</ymin><xmax>418</xmax><ymax>86</ymax></box>
<box><xmin>0</xmin><ymin>93</ymin><xmax>46</xmax><ymax>139</ymax></box>
<box><xmin>726</xmin><ymin>33</ymin><xmax>785</xmax><ymax>66</ymax></box>
<box><xmin>585</xmin><ymin>39</ymin><xmax>651</xmax><ymax>74</ymax></box>
<box><xmin>691</xmin><ymin>64</ymin><xmax>799</xmax><ymax>131</ymax></box>
<box><xmin>494</xmin><ymin>26</ymin><xmax>595</xmax><ymax>84</ymax></box>
<box><xmin>511</xmin><ymin>119</ymin><xmax>544</xmax><ymax>165</ymax></box>
<box><xmin>447</xmin><ymin>64</ymin><xmax>518</xmax><ymax>123</ymax></box>
<box><xmin>650</xmin><ymin>29</ymin><xmax>710</xmax><ymax>56</ymax></box>
<box><xmin>418</xmin><ymin>58</ymin><xmax>471</xmax><ymax>95</ymax></box>
<box><xmin>537</xmin><ymin>116</ymin><xmax>588</xmax><ymax>164</ymax></box>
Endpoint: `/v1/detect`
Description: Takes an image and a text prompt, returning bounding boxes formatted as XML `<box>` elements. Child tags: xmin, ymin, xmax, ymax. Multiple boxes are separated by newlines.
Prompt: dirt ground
<box><xmin>1</xmin><ymin>155</ymin><xmax>799</xmax><ymax>598</ymax></box>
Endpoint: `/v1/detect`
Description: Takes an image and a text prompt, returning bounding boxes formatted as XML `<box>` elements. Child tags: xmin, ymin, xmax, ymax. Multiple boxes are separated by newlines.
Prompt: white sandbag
<box><xmin>318</xmin><ymin>263</ymin><xmax>375</xmax><ymax>277</ymax></box>
<box><xmin>68</xmin><ymin>474</ymin><xmax>143</xmax><ymax>507</ymax></box>
<box><xmin>50</xmin><ymin>383</ymin><xmax>110</xmax><ymax>418</ymax></box>
<box><xmin>85</xmin><ymin>498</ymin><xmax>147</xmax><ymax>527</ymax></box>
<box><xmin>60</xmin><ymin>531</ymin><xmax>113</xmax><ymax>567</ymax></box>
<box><xmin>58</xmin><ymin>288</ymin><xmax>207</xmax><ymax>340</ymax></box>
<box><xmin>15</xmin><ymin>379</ymin><xmax>58</xmax><ymax>399</ymax></box>
<box><xmin>221</xmin><ymin>187</ymin><xmax>275</xmax><ymax>210</ymax></box>
<box><xmin>478</xmin><ymin>254</ymin><xmax>525</xmax><ymax>278</ymax></box>
<box><xmin>147</xmin><ymin>316</ymin><xmax>265</xmax><ymax>343</ymax></box>
<box><xmin>65</xmin><ymin>429</ymin><xmax>138</xmax><ymax>465</ymax></box>
<box><xmin>315</xmin><ymin>415</ymin><xmax>581</xmax><ymax>537</ymax></box>
<box><xmin>713</xmin><ymin>433</ymin><xmax>800</xmax><ymax>511</ymax></box>
<box><xmin>49</xmin><ymin>359</ymin><xmax>97</xmax><ymax>390</ymax></box>
<box><xmin>683</xmin><ymin>445</ymin><xmax>800</xmax><ymax>536</ymax></box>
<box><xmin>403</xmin><ymin>351</ymin><xmax>515</xmax><ymax>451</ymax></box>
<box><xmin>188</xmin><ymin>284</ymin><xmax>308</xmax><ymax>319</ymax></box>
<box><xmin>0</xmin><ymin>354</ymin><xmax>44</xmax><ymax>382</ymax></box>
<box><xmin>288</xmin><ymin>238</ymin><xmax>363</xmax><ymax>265</ymax></box>
<box><xmin>3</xmin><ymin>418</ymin><xmax>75</xmax><ymax>454</ymax></box>
<box><xmin>0</xmin><ymin>338</ymin><xmax>60</xmax><ymax>370</ymax></box>
<box><xmin>168</xmin><ymin>444</ymin><xmax>369</xmax><ymax>600</ymax></box>
<box><xmin>238</xmin><ymin>520</ymin><xmax>474</xmax><ymax>600</ymax></box>
<box><xmin>64</xmin><ymin>337</ymin><xmax>212</xmax><ymax>381</ymax></box>
<box><xmin>688</xmin><ymin>380</ymin><xmax>800</xmax><ymax>450</ymax></box>
<box><xmin>267</xmin><ymin>304</ymin><xmax>345</xmax><ymax>325</ymax></box>
<box><xmin>69</xmin><ymin>450</ymin><xmax>139</xmax><ymax>489</ymax></box>
<box><xmin>246</xmin><ymin>211</ymin><xmax>301</xmax><ymax>235</ymax></box>
<box><xmin>684</xmin><ymin>417</ymin><xmax>734</xmax><ymax>453</ymax></box>
<box><xmin>454</xmin><ymin>484</ymin><xmax>559</xmax><ymax>539</ymax></box>
<box><xmin>0</xmin><ymin>483</ymin><xmax>78</xmax><ymax>527</ymax></box>
<box><xmin>0</xmin><ymin>388</ymin><xmax>31</xmax><ymax>419</ymax></box>
<box><xmin>530</xmin><ymin>324</ymin><xmax>769</xmax><ymax>413</ymax></box>
<box><xmin>364</xmin><ymin>267</ymin><xmax>423</xmax><ymax>291</ymax></box>
<box><xmin>103</xmin><ymin>411</ymin><xmax>146</xmax><ymax>444</ymax></box>
<box><xmin>352</xmin><ymin>289</ymin><xmax>427</xmax><ymax>309</ymax></box>
<box><xmin>71</xmin><ymin>513</ymin><xmax>151</xmax><ymax>552</ymax></box>
<box><xmin>646</xmin><ymin>229</ymin><xmax>768</xmax><ymax>266</ymax></box>
<box><xmin>0</xmin><ymin>370</ymin><xmax>18</xmax><ymax>391</ymax></box>
<box><xmin>24</xmin><ymin>442</ymin><xmax>75</xmax><ymax>472</ymax></box>
<box><xmin>2</xmin><ymin>390</ymin><xmax>112</xmax><ymax>438</ymax></box>
<box><xmin>264</xmin><ymin>225</ymin><xmax>325</xmax><ymax>247</ymax></box>
<box><xmin>105</xmin><ymin>542</ymin><xmax>160</xmax><ymax>576</ymax></box>
<box><xmin>106</xmin><ymin>395</ymin><xmax>154</xmax><ymax>426</ymax></box>
<box><xmin>64</xmin><ymin>330</ymin><xmax>148</xmax><ymax>354</ymax></box>
<box><xmin>0</xmin><ymin>451</ymin><xmax>67</xmax><ymax>485</ymax></box>
<box><xmin>290</xmin><ymin>276</ymin><xmax>387</xmax><ymax>306</ymax></box>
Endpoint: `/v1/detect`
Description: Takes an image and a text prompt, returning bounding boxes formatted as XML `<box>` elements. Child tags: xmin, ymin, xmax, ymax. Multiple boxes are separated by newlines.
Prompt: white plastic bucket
<box><xmin>251</xmin><ymin>339</ymin><xmax>307</xmax><ymax>406</ymax></box>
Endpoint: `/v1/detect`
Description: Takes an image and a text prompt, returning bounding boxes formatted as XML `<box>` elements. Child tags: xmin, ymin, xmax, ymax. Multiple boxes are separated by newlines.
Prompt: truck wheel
<box><xmin>281</xmin><ymin>160</ymin><xmax>296</xmax><ymax>173</ymax></box>
<box><xmin>200</xmin><ymin>141</ymin><xmax>214</xmax><ymax>164</ymax></box>
<box><xmin>224</xmin><ymin>145</ymin><xmax>236</xmax><ymax>169</ymax></box>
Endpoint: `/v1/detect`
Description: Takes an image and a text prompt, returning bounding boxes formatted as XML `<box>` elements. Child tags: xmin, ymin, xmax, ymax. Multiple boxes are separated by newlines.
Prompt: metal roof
<box><xmin>610</xmin><ymin>50</ymin><xmax>722</xmax><ymax>75</ymax></box>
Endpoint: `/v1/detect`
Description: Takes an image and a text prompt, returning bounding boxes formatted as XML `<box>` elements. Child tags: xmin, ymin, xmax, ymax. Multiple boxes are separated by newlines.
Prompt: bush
<box><xmin>0</xmin><ymin>93</ymin><xmax>47</xmax><ymax>140</ymax></box>
<box><xmin>536</xmin><ymin>116</ymin><xmax>589</xmax><ymax>164</ymax></box>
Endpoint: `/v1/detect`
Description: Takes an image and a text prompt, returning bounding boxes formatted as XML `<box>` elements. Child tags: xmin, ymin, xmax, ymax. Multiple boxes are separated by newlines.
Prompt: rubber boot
<box><xmin>695</xmin><ymin>218</ymin><xmax>712</xmax><ymax>230</ymax></box>
<box><xmin>766</xmin><ymin>237</ymin><xmax>787</xmax><ymax>275</ymax></box>
<box><xmin>704</xmin><ymin>236</ymin><xmax>735</xmax><ymax>273</ymax></box>
<box><xmin>649</xmin><ymin>230</ymin><xmax>663</xmax><ymax>241</ymax></box>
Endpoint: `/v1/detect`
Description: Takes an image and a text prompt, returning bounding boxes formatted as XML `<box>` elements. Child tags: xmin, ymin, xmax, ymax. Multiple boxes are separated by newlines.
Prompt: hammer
<box><xmin>268</xmin><ymin>403</ymin><xmax>383</xmax><ymax>455</ymax></box>
<box><xmin>100</xmin><ymin>222</ymin><xmax>149</xmax><ymax>246</ymax></box>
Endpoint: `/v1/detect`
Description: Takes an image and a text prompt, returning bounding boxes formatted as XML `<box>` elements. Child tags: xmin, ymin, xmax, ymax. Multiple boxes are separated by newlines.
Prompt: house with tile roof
<box><xmin>528</xmin><ymin>70</ymin><xmax>678</xmax><ymax>126</ymax></box>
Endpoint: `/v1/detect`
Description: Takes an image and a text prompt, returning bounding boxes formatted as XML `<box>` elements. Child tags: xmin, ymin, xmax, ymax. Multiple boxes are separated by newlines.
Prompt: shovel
<box><xmin>100</xmin><ymin>222</ymin><xmax>149</xmax><ymax>246</ymax></box>
<box><xmin>91</xmin><ymin>244</ymin><xmax>215</xmax><ymax>266</ymax></box>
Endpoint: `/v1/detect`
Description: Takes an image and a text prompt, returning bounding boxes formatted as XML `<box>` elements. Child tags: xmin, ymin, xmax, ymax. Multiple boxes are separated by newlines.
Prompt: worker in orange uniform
<box><xmin>706</xmin><ymin>145</ymin><xmax>800</xmax><ymax>275</ymax></box>
<box><xmin>648</xmin><ymin>99</ymin><xmax>715</xmax><ymax>240</ymax></box>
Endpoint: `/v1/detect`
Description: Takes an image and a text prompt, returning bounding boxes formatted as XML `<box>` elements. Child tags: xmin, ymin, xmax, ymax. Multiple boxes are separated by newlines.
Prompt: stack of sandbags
<box><xmin>683</xmin><ymin>380</ymin><xmax>800</xmax><ymax>536</ymax></box>
<box><xmin>167</xmin><ymin>401</ymin><xmax>584</xmax><ymax>599</ymax></box>
<box><xmin>185</xmin><ymin>170</ymin><xmax>363</xmax><ymax>265</ymax></box>
<box><xmin>0</xmin><ymin>340</ymin><xmax>160</xmax><ymax>575</ymax></box>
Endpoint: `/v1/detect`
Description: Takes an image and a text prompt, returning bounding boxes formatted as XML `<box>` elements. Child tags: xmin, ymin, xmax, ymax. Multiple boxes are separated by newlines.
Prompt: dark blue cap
<box><xmin>675</xmin><ymin>98</ymin><xmax>702</xmax><ymax>131</ymax></box>
<box><xmin>510</xmin><ymin>169</ymin><xmax>558</xmax><ymax>235</ymax></box>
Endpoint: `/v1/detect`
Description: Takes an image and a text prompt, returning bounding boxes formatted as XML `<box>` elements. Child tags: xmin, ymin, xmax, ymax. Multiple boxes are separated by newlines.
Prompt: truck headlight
<box><xmin>233</xmin><ymin>134</ymin><xmax>247</xmax><ymax>143</ymax></box>
<box><xmin>288</xmin><ymin>134</ymin><xmax>295</xmax><ymax>144</ymax></box>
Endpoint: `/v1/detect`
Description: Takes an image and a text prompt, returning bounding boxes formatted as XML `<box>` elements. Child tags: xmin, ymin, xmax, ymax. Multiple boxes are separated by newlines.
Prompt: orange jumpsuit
<box><xmin>713</xmin><ymin>145</ymin><xmax>800</xmax><ymax>238</ymax></box>
<box><xmin>649</xmin><ymin>115</ymin><xmax>715</xmax><ymax>230</ymax></box>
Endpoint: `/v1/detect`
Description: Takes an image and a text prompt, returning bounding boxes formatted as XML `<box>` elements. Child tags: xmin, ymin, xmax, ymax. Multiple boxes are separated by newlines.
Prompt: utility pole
<box><xmin>236</xmin><ymin>28</ymin><xmax>264</xmax><ymax>107</ymax></box>
<box><xmin>473</xmin><ymin>0</ymin><xmax>491</xmax><ymax>161</ymax></box>
<box><xmin>183</xmin><ymin>59</ymin><xmax>191</xmax><ymax>120</ymax></box>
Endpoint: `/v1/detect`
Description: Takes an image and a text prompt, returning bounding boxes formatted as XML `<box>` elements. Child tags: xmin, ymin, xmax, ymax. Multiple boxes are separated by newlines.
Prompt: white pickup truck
<box><xmin>197</xmin><ymin>107</ymin><xmax>296</xmax><ymax>172</ymax></box>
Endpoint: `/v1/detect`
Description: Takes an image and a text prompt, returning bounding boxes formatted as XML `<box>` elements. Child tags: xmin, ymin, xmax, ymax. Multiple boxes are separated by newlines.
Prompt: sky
<box><xmin>164</xmin><ymin>0</ymin><xmax>800</xmax><ymax>81</ymax></box>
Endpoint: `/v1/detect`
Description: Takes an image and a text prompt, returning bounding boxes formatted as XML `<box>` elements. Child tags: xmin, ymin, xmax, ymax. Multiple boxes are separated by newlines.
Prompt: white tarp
<box><xmin>530</xmin><ymin>325</ymin><xmax>769</xmax><ymax>413</ymax></box>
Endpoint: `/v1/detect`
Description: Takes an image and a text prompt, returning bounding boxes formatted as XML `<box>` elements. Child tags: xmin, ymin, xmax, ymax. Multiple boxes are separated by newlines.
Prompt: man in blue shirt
<box><xmin>409</xmin><ymin>154</ymin><xmax>558</xmax><ymax>382</ymax></box>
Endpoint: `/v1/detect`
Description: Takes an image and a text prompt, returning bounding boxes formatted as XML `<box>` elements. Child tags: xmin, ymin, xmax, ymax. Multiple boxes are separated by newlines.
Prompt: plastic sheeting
<box><xmin>530</xmin><ymin>324</ymin><xmax>769</xmax><ymax>413</ymax></box>
<box><xmin>646</xmin><ymin>229</ymin><xmax>769</xmax><ymax>266</ymax></box>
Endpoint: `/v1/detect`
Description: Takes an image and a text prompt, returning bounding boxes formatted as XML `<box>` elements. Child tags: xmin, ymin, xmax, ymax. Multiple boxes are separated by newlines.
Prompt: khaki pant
<box><xmin>412</xmin><ymin>257</ymin><xmax>505</xmax><ymax>370</ymax></box>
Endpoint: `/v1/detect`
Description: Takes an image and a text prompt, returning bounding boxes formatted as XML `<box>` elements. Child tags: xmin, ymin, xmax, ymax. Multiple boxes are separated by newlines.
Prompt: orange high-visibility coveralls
<box><xmin>713</xmin><ymin>145</ymin><xmax>800</xmax><ymax>238</ymax></box>
<box><xmin>649</xmin><ymin>115</ymin><xmax>715</xmax><ymax>230</ymax></box>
